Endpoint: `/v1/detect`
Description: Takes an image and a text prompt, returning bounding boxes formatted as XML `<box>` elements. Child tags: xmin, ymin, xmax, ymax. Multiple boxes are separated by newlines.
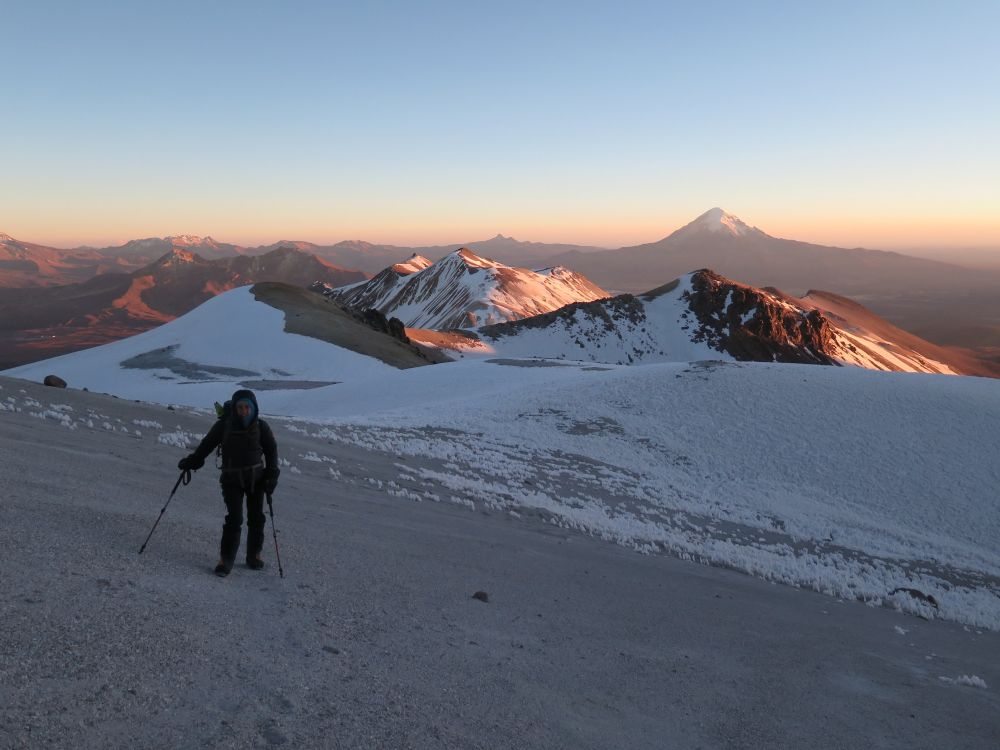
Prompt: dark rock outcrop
<box><xmin>360</xmin><ymin>309</ymin><xmax>410</xmax><ymax>343</ymax></box>
<box><xmin>683</xmin><ymin>269</ymin><xmax>840</xmax><ymax>365</ymax></box>
<box><xmin>43</xmin><ymin>374</ymin><xmax>67</xmax><ymax>388</ymax></box>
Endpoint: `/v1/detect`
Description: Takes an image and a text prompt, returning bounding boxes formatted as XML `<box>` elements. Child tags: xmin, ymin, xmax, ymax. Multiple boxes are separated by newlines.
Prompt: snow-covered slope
<box><xmin>2</xmin><ymin>286</ymin><xmax>404</xmax><ymax>405</ymax></box>
<box><xmin>317</xmin><ymin>254</ymin><xmax>433</xmax><ymax>311</ymax></box>
<box><xmin>418</xmin><ymin>270</ymin><xmax>967</xmax><ymax>375</ymax></box>
<box><xmin>790</xmin><ymin>288</ymin><xmax>995</xmax><ymax>376</ymax></box>
<box><xmin>5</xmin><ymin>375</ymin><xmax>997</xmax><ymax>748</ymax></box>
<box><xmin>317</xmin><ymin>248</ymin><xmax>609</xmax><ymax>329</ymax></box>
<box><xmin>3</xmin><ymin>353</ymin><xmax>999</xmax><ymax>632</ymax></box>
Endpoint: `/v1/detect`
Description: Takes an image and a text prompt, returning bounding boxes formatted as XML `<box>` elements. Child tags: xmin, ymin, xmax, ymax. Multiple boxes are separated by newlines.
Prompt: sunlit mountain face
<box><xmin>315</xmin><ymin>248</ymin><xmax>610</xmax><ymax>330</ymax></box>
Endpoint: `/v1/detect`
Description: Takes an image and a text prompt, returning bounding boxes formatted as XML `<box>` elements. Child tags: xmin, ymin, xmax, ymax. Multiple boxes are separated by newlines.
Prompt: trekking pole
<box><xmin>266</xmin><ymin>493</ymin><xmax>285</xmax><ymax>578</ymax></box>
<box><xmin>138</xmin><ymin>469</ymin><xmax>191</xmax><ymax>554</ymax></box>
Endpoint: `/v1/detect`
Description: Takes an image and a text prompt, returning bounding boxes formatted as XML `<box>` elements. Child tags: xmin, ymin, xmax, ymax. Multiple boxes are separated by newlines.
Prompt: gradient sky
<box><xmin>2</xmin><ymin>0</ymin><xmax>998</xmax><ymax>251</ymax></box>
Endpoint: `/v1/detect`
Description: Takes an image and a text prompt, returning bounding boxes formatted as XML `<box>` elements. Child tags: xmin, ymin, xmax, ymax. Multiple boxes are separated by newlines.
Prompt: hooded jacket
<box><xmin>190</xmin><ymin>389</ymin><xmax>278</xmax><ymax>487</ymax></box>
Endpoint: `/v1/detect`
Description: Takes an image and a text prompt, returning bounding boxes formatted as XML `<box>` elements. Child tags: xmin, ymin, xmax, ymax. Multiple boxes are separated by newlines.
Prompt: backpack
<box><xmin>212</xmin><ymin>400</ymin><xmax>263</xmax><ymax>469</ymax></box>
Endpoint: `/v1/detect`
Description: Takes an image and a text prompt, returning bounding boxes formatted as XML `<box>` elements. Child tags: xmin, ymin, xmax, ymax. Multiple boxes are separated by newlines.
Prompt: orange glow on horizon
<box><xmin>6</xmin><ymin>213</ymin><xmax>1000</xmax><ymax>253</ymax></box>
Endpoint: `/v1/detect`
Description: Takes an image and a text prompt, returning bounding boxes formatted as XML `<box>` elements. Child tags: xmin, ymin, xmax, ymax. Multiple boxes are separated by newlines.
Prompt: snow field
<box><xmin>294</xmin><ymin>361</ymin><xmax>1000</xmax><ymax>630</ymax></box>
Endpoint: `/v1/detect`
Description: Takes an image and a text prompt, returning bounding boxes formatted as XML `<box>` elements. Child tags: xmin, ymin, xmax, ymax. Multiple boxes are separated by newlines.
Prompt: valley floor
<box><xmin>1</xmin><ymin>377</ymin><xmax>998</xmax><ymax>749</ymax></box>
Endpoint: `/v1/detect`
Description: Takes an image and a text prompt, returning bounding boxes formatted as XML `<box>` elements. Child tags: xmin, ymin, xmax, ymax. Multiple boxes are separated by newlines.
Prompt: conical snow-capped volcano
<box><xmin>316</xmin><ymin>248</ymin><xmax>609</xmax><ymax>329</ymax></box>
<box><xmin>667</xmin><ymin>208</ymin><xmax>765</xmax><ymax>240</ymax></box>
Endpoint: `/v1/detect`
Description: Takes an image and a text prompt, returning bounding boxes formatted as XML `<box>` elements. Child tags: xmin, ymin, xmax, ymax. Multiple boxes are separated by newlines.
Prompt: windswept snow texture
<box><xmin>4</xmin><ymin>377</ymin><xmax>997</xmax><ymax>748</ymax></box>
<box><xmin>322</xmin><ymin>248</ymin><xmax>609</xmax><ymax>329</ymax></box>
<box><xmin>290</xmin><ymin>361</ymin><xmax>1000</xmax><ymax>631</ymax></box>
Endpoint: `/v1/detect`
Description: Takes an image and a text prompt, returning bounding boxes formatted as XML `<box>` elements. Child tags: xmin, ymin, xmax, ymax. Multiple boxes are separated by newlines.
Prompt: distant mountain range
<box><xmin>271</xmin><ymin>235</ymin><xmax>609</xmax><ymax>275</ymax></box>
<box><xmin>4</xmin><ymin>208</ymin><xmax>1000</xmax><ymax>353</ymax></box>
<box><xmin>546</xmin><ymin>208</ymin><xmax>999</xmax><ymax>296</ymax></box>
<box><xmin>0</xmin><ymin>247</ymin><xmax>365</xmax><ymax>369</ymax></box>
<box><xmin>315</xmin><ymin>248</ymin><xmax>609</xmax><ymax>329</ymax></box>
<box><xmin>4</xmin><ymin>210</ymin><xmax>996</xmax><ymax>295</ymax></box>
<box><xmin>0</xmin><ymin>232</ymin><xmax>607</xmax><ymax>286</ymax></box>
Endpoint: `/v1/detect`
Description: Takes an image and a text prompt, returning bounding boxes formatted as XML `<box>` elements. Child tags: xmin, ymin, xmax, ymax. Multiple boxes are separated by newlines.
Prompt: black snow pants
<box><xmin>220</xmin><ymin>478</ymin><xmax>266</xmax><ymax>562</ymax></box>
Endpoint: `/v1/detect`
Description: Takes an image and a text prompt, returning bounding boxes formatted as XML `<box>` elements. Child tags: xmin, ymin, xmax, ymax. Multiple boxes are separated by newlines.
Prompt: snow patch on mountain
<box><xmin>391</xmin><ymin>254</ymin><xmax>433</xmax><ymax>274</ymax></box>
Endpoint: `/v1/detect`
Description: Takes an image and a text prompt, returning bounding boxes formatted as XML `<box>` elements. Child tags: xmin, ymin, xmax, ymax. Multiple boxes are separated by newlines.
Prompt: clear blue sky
<box><xmin>2</xmin><ymin>0</ymin><xmax>998</xmax><ymax>249</ymax></box>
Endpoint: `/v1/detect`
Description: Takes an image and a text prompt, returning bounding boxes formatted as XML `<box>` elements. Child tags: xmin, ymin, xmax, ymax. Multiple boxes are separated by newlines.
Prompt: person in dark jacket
<box><xmin>178</xmin><ymin>389</ymin><xmax>280</xmax><ymax>576</ymax></box>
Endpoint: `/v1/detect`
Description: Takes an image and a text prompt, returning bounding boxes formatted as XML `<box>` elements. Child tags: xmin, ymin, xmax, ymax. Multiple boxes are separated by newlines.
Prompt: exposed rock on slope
<box><xmin>251</xmin><ymin>283</ymin><xmax>448</xmax><ymax>368</ymax></box>
<box><xmin>684</xmin><ymin>270</ymin><xmax>839</xmax><ymax>365</ymax></box>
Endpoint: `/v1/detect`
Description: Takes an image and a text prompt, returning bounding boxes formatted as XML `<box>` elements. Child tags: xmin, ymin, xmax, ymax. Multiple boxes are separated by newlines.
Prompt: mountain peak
<box><xmin>167</xmin><ymin>235</ymin><xmax>214</xmax><ymax>246</ymax></box>
<box><xmin>691</xmin><ymin>208</ymin><xmax>754</xmax><ymax>236</ymax></box>
<box><xmin>326</xmin><ymin>247</ymin><xmax>608</xmax><ymax>329</ymax></box>
<box><xmin>670</xmin><ymin>207</ymin><xmax>766</xmax><ymax>239</ymax></box>
<box><xmin>451</xmin><ymin>247</ymin><xmax>501</xmax><ymax>269</ymax></box>
<box><xmin>0</xmin><ymin>232</ymin><xmax>13</xmax><ymax>242</ymax></box>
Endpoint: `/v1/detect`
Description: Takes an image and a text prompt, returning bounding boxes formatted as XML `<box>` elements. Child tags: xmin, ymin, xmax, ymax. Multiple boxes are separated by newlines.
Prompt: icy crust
<box><xmin>295</xmin><ymin>361</ymin><xmax>1000</xmax><ymax>630</ymax></box>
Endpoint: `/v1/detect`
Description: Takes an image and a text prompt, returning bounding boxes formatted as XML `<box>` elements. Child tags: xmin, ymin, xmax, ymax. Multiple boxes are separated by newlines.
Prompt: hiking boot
<box><xmin>246</xmin><ymin>554</ymin><xmax>265</xmax><ymax>570</ymax></box>
<box><xmin>214</xmin><ymin>558</ymin><xmax>234</xmax><ymax>577</ymax></box>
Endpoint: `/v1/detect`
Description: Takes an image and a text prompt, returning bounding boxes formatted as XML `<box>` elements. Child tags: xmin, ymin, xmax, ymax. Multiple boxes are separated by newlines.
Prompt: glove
<box><xmin>263</xmin><ymin>466</ymin><xmax>280</xmax><ymax>494</ymax></box>
<box><xmin>177</xmin><ymin>454</ymin><xmax>204</xmax><ymax>471</ymax></box>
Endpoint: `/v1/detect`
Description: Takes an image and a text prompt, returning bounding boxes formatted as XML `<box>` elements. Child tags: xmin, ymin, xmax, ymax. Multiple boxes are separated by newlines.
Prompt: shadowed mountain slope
<box><xmin>252</xmin><ymin>282</ymin><xmax>449</xmax><ymax>368</ymax></box>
